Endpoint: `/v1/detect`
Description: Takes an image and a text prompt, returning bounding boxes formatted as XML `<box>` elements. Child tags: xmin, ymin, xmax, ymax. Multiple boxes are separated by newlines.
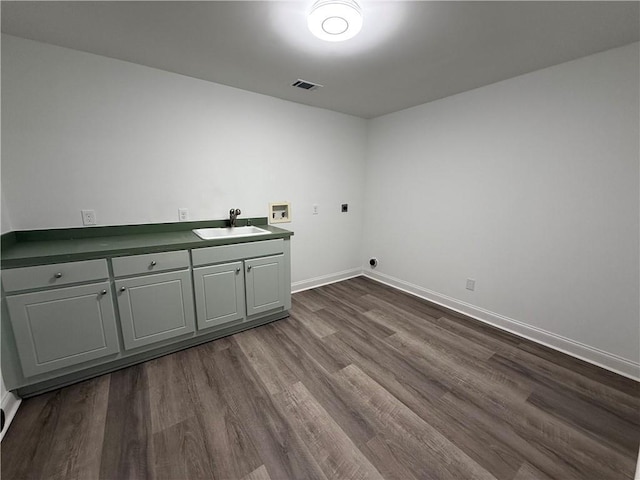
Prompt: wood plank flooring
<box><xmin>2</xmin><ymin>276</ymin><xmax>639</xmax><ymax>479</ymax></box>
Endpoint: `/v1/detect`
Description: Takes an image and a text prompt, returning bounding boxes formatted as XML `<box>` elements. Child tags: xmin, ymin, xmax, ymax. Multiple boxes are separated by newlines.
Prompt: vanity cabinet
<box><xmin>1</xmin><ymin>223</ymin><xmax>291</xmax><ymax>397</ymax></box>
<box><xmin>113</xmin><ymin>251</ymin><xmax>195</xmax><ymax>350</ymax></box>
<box><xmin>192</xmin><ymin>239</ymin><xmax>287</xmax><ymax>330</ymax></box>
<box><xmin>3</xmin><ymin>260</ymin><xmax>120</xmax><ymax>377</ymax></box>
<box><xmin>193</xmin><ymin>261</ymin><xmax>245</xmax><ymax>330</ymax></box>
<box><xmin>245</xmin><ymin>254</ymin><xmax>286</xmax><ymax>316</ymax></box>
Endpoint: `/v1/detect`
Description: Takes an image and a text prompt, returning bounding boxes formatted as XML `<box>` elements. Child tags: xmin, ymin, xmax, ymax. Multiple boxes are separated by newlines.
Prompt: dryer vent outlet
<box><xmin>369</xmin><ymin>258</ymin><xmax>378</xmax><ymax>268</ymax></box>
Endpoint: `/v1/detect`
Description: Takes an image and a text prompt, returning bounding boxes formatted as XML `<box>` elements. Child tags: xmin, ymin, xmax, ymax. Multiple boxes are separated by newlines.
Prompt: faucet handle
<box><xmin>235</xmin><ymin>208</ymin><xmax>241</xmax><ymax>215</ymax></box>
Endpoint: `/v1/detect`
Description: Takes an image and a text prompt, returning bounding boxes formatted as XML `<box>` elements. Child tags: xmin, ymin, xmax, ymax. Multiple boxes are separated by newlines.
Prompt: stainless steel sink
<box><xmin>192</xmin><ymin>226</ymin><xmax>270</xmax><ymax>240</ymax></box>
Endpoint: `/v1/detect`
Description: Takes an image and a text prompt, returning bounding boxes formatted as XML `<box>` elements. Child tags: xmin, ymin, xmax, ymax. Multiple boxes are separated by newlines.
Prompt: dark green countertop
<box><xmin>1</xmin><ymin>218</ymin><xmax>293</xmax><ymax>268</ymax></box>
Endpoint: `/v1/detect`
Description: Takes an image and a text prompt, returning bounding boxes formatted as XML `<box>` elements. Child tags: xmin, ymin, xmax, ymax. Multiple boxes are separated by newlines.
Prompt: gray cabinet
<box><xmin>113</xmin><ymin>251</ymin><xmax>195</xmax><ymax>350</ymax></box>
<box><xmin>6</xmin><ymin>282</ymin><xmax>119</xmax><ymax>377</ymax></box>
<box><xmin>245</xmin><ymin>254</ymin><xmax>285</xmax><ymax>316</ymax></box>
<box><xmin>192</xmin><ymin>240</ymin><xmax>289</xmax><ymax>330</ymax></box>
<box><xmin>1</xmin><ymin>235</ymin><xmax>291</xmax><ymax>395</ymax></box>
<box><xmin>193</xmin><ymin>261</ymin><xmax>245</xmax><ymax>330</ymax></box>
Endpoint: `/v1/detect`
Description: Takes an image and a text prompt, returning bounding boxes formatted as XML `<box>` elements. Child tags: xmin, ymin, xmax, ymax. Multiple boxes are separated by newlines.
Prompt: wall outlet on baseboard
<box><xmin>178</xmin><ymin>208</ymin><xmax>189</xmax><ymax>222</ymax></box>
<box><xmin>466</xmin><ymin>278</ymin><xmax>476</xmax><ymax>291</ymax></box>
<box><xmin>81</xmin><ymin>209</ymin><xmax>96</xmax><ymax>226</ymax></box>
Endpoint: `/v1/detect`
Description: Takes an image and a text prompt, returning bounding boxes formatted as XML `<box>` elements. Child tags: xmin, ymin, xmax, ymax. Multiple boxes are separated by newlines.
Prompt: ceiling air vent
<box><xmin>291</xmin><ymin>79</ymin><xmax>323</xmax><ymax>91</ymax></box>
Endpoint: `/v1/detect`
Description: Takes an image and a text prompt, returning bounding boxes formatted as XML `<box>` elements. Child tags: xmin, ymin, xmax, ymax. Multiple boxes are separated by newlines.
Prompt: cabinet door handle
<box><xmin>150</xmin><ymin>261</ymin><xmax>157</xmax><ymax>267</ymax></box>
<box><xmin>54</xmin><ymin>272</ymin><xmax>63</xmax><ymax>279</ymax></box>
<box><xmin>100</xmin><ymin>289</ymin><xmax>108</xmax><ymax>295</ymax></box>
<box><xmin>247</xmin><ymin>265</ymin><xmax>252</xmax><ymax>272</ymax></box>
<box><xmin>120</xmin><ymin>286</ymin><xmax>126</xmax><ymax>292</ymax></box>
<box><xmin>235</xmin><ymin>267</ymin><xmax>241</xmax><ymax>273</ymax></box>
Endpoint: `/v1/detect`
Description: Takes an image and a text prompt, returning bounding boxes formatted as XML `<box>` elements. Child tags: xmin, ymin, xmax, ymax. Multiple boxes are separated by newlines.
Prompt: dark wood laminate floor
<box><xmin>2</xmin><ymin>276</ymin><xmax>639</xmax><ymax>480</ymax></box>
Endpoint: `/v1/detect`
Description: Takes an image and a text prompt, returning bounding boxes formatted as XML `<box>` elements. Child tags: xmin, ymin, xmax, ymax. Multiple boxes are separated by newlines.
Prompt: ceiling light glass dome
<box><xmin>308</xmin><ymin>0</ymin><xmax>363</xmax><ymax>42</ymax></box>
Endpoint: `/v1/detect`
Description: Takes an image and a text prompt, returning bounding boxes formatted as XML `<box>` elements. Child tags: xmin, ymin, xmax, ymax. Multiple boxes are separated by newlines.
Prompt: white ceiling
<box><xmin>2</xmin><ymin>1</ymin><xmax>638</xmax><ymax>118</ymax></box>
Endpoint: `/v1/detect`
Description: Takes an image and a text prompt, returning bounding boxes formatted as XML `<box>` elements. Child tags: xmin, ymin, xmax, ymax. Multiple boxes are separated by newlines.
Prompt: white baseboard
<box><xmin>363</xmin><ymin>271</ymin><xmax>640</xmax><ymax>381</ymax></box>
<box><xmin>1</xmin><ymin>390</ymin><xmax>21</xmax><ymax>442</ymax></box>
<box><xmin>292</xmin><ymin>268</ymin><xmax>363</xmax><ymax>293</ymax></box>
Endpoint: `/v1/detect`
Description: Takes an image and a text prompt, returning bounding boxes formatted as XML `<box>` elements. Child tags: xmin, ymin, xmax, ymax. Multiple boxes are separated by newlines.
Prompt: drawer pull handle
<box><xmin>54</xmin><ymin>272</ymin><xmax>63</xmax><ymax>279</ymax></box>
<box><xmin>247</xmin><ymin>265</ymin><xmax>252</xmax><ymax>272</ymax></box>
<box><xmin>235</xmin><ymin>267</ymin><xmax>241</xmax><ymax>273</ymax></box>
<box><xmin>120</xmin><ymin>286</ymin><xmax>127</xmax><ymax>292</ymax></box>
<box><xmin>150</xmin><ymin>261</ymin><xmax>157</xmax><ymax>267</ymax></box>
<box><xmin>100</xmin><ymin>289</ymin><xmax>108</xmax><ymax>295</ymax></box>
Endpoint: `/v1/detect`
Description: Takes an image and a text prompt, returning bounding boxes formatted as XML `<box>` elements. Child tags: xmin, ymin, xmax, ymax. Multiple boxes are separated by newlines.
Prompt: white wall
<box><xmin>363</xmin><ymin>43</ymin><xmax>640</xmax><ymax>376</ymax></box>
<box><xmin>1</xmin><ymin>190</ymin><xmax>12</xmax><ymax>234</ymax></box>
<box><xmin>1</xmin><ymin>34</ymin><xmax>367</xmax><ymax>286</ymax></box>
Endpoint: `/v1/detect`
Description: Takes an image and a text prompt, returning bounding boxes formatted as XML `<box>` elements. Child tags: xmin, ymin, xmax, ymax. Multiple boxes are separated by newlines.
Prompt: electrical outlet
<box><xmin>81</xmin><ymin>209</ymin><xmax>96</xmax><ymax>226</ymax></box>
<box><xmin>178</xmin><ymin>208</ymin><xmax>189</xmax><ymax>222</ymax></box>
<box><xmin>313</xmin><ymin>204</ymin><xmax>319</xmax><ymax>215</ymax></box>
<box><xmin>466</xmin><ymin>278</ymin><xmax>476</xmax><ymax>291</ymax></box>
<box><xmin>341</xmin><ymin>203</ymin><xmax>348</xmax><ymax>212</ymax></box>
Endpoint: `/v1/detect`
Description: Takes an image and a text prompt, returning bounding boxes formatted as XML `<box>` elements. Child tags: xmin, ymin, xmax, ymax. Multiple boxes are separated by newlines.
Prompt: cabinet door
<box><xmin>193</xmin><ymin>261</ymin><xmax>245</xmax><ymax>330</ymax></box>
<box><xmin>116</xmin><ymin>269</ymin><xmax>195</xmax><ymax>350</ymax></box>
<box><xmin>245</xmin><ymin>254</ymin><xmax>285</xmax><ymax>316</ymax></box>
<box><xmin>6</xmin><ymin>282</ymin><xmax>119</xmax><ymax>377</ymax></box>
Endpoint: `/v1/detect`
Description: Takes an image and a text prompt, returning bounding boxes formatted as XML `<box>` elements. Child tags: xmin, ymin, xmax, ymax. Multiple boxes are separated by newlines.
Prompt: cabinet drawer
<box><xmin>192</xmin><ymin>239</ymin><xmax>283</xmax><ymax>267</ymax></box>
<box><xmin>112</xmin><ymin>250</ymin><xmax>189</xmax><ymax>277</ymax></box>
<box><xmin>2</xmin><ymin>259</ymin><xmax>109</xmax><ymax>293</ymax></box>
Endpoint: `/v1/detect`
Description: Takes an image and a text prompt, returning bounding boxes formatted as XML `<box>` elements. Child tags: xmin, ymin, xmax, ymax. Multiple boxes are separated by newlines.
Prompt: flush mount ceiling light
<box><xmin>308</xmin><ymin>0</ymin><xmax>363</xmax><ymax>42</ymax></box>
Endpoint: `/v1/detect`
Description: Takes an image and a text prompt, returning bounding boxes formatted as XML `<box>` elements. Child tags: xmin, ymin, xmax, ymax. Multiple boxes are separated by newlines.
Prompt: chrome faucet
<box><xmin>229</xmin><ymin>208</ymin><xmax>241</xmax><ymax>227</ymax></box>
